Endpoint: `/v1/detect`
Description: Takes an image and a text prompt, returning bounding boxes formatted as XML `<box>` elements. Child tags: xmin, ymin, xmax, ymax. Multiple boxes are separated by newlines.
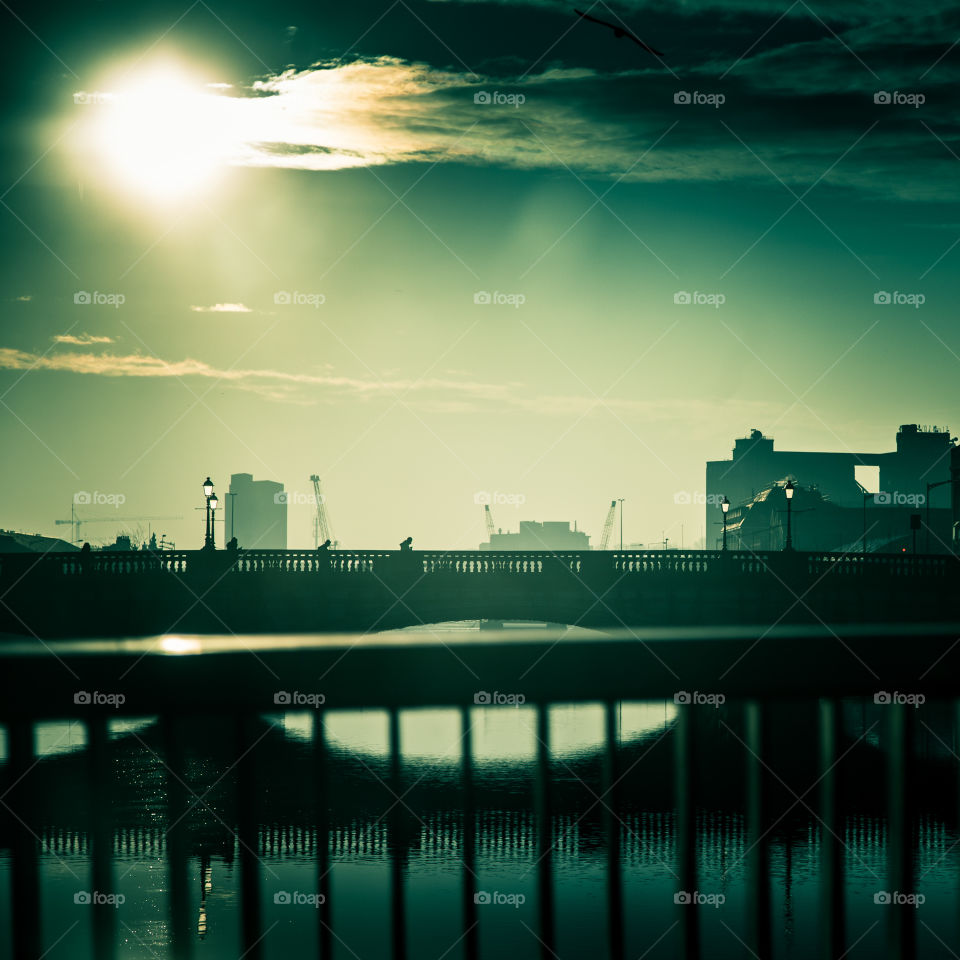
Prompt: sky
<box><xmin>0</xmin><ymin>0</ymin><xmax>958</xmax><ymax>550</ymax></box>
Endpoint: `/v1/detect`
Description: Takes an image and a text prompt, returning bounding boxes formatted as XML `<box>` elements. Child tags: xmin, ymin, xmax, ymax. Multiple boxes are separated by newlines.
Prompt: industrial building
<box><xmin>706</xmin><ymin>425</ymin><xmax>955</xmax><ymax>549</ymax></box>
<box><xmin>226</xmin><ymin>473</ymin><xmax>287</xmax><ymax>549</ymax></box>
<box><xmin>480</xmin><ymin>520</ymin><xmax>590</xmax><ymax>551</ymax></box>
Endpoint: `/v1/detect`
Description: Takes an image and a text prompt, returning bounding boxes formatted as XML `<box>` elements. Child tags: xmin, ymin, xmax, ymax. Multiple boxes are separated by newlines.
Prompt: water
<box><xmin>1</xmin><ymin>627</ymin><xmax>957</xmax><ymax>958</ymax></box>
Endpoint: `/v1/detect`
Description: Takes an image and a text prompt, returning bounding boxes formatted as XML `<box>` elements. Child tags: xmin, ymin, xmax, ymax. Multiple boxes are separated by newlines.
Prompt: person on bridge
<box><xmin>317</xmin><ymin>539</ymin><xmax>331</xmax><ymax>552</ymax></box>
<box><xmin>400</xmin><ymin>536</ymin><xmax>413</xmax><ymax>551</ymax></box>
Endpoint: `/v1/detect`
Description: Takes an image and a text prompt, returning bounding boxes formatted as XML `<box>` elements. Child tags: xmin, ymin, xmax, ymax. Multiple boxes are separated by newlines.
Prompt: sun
<box><xmin>83</xmin><ymin>66</ymin><xmax>238</xmax><ymax>201</ymax></box>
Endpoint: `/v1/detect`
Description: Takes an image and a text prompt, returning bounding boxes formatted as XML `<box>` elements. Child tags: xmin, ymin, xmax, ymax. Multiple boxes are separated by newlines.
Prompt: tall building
<box><xmin>705</xmin><ymin>425</ymin><xmax>954</xmax><ymax>542</ymax></box>
<box><xmin>480</xmin><ymin>520</ymin><xmax>590</xmax><ymax>551</ymax></box>
<box><xmin>226</xmin><ymin>473</ymin><xmax>287</xmax><ymax>549</ymax></box>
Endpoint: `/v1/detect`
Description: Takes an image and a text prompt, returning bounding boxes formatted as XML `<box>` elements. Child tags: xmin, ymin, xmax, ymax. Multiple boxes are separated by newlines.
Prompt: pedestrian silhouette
<box><xmin>400</xmin><ymin>536</ymin><xmax>413</xmax><ymax>551</ymax></box>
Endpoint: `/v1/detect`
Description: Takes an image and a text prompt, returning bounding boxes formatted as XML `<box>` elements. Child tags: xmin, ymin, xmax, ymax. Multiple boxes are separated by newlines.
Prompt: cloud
<box><xmin>190</xmin><ymin>303</ymin><xmax>253</xmax><ymax>313</ymax></box>
<box><xmin>52</xmin><ymin>333</ymin><xmax>115</xmax><ymax>345</ymax></box>
<box><xmin>167</xmin><ymin>49</ymin><xmax>955</xmax><ymax>200</ymax></box>
<box><xmin>0</xmin><ymin>346</ymin><xmax>512</xmax><ymax>402</ymax></box>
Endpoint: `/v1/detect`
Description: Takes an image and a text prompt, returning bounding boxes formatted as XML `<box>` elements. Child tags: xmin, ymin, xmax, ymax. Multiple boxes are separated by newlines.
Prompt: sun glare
<box><xmin>83</xmin><ymin>67</ymin><xmax>238</xmax><ymax>201</ymax></box>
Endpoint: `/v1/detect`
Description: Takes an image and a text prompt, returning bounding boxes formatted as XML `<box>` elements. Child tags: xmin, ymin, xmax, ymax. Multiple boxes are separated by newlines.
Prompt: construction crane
<box><xmin>55</xmin><ymin>513</ymin><xmax>183</xmax><ymax>544</ymax></box>
<box><xmin>483</xmin><ymin>503</ymin><xmax>496</xmax><ymax>540</ymax></box>
<box><xmin>598</xmin><ymin>500</ymin><xmax>617</xmax><ymax>550</ymax></box>
<box><xmin>309</xmin><ymin>475</ymin><xmax>338</xmax><ymax>548</ymax></box>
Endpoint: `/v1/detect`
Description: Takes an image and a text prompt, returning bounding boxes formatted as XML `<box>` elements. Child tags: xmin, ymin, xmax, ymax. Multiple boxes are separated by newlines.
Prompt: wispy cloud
<box><xmin>52</xmin><ymin>333</ymin><xmax>115</xmax><ymax>345</ymax></box>
<box><xmin>190</xmin><ymin>303</ymin><xmax>252</xmax><ymax>313</ymax></box>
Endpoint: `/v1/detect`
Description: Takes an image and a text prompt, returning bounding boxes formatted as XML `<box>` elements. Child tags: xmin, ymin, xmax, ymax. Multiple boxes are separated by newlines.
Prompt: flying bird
<box><xmin>574</xmin><ymin>9</ymin><xmax>665</xmax><ymax>58</ymax></box>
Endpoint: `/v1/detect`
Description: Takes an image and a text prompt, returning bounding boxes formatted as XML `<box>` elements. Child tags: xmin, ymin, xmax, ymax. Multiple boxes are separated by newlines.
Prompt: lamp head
<box><xmin>785</xmin><ymin>480</ymin><xmax>795</xmax><ymax>500</ymax></box>
<box><xmin>203</xmin><ymin>477</ymin><xmax>214</xmax><ymax>498</ymax></box>
<box><xmin>721</xmin><ymin>496</ymin><xmax>730</xmax><ymax>514</ymax></box>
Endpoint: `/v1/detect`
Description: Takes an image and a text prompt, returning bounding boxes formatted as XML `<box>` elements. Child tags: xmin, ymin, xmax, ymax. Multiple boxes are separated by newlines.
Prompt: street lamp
<box><xmin>203</xmin><ymin>477</ymin><xmax>215</xmax><ymax>549</ymax></box>
<box><xmin>721</xmin><ymin>496</ymin><xmax>730</xmax><ymax>551</ymax></box>
<box><xmin>209</xmin><ymin>492</ymin><xmax>219</xmax><ymax>548</ymax></box>
<box><xmin>784</xmin><ymin>480</ymin><xmax>795</xmax><ymax>551</ymax></box>
<box><xmin>617</xmin><ymin>498</ymin><xmax>625</xmax><ymax>551</ymax></box>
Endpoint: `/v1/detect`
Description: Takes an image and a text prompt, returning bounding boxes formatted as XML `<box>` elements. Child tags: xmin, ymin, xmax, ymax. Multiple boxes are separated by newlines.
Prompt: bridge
<box><xmin>0</xmin><ymin>547</ymin><xmax>956</xmax><ymax>637</ymax></box>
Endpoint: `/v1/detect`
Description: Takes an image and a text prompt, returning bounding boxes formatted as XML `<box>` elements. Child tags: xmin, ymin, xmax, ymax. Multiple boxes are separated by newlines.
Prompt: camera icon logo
<box><xmin>274</xmin><ymin>691</ymin><xmax>292</xmax><ymax>705</ymax></box>
<box><xmin>874</xmin><ymin>891</ymin><xmax>891</xmax><ymax>904</ymax></box>
<box><xmin>674</xmin><ymin>891</ymin><xmax>692</xmax><ymax>904</ymax></box>
<box><xmin>273</xmin><ymin>492</ymin><xmax>290</xmax><ymax>505</ymax></box>
<box><xmin>473</xmin><ymin>291</ymin><xmax>492</xmax><ymax>305</ymax></box>
<box><xmin>74</xmin><ymin>491</ymin><xmax>92</xmax><ymax>505</ymax></box>
<box><xmin>874</xmin><ymin>91</ymin><xmax>891</xmax><ymax>104</ymax></box>
<box><xmin>673</xmin><ymin>291</ymin><xmax>691</xmax><ymax>305</ymax></box>
<box><xmin>673</xmin><ymin>491</ymin><xmax>692</xmax><ymax>505</ymax></box>
<box><xmin>74</xmin><ymin>291</ymin><xmax>92</xmax><ymax>305</ymax></box>
<box><xmin>474</xmin><ymin>891</ymin><xmax>492</xmax><ymax>904</ymax></box>
<box><xmin>74</xmin><ymin>891</ymin><xmax>92</xmax><ymax>904</ymax></box>
<box><xmin>474</xmin><ymin>91</ymin><xmax>491</xmax><ymax>104</ymax></box>
<box><xmin>474</xmin><ymin>691</ymin><xmax>492</xmax><ymax>705</ymax></box>
<box><xmin>874</xmin><ymin>492</ymin><xmax>892</xmax><ymax>505</ymax></box>
<box><xmin>274</xmin><ymin>891</ymin><xmax>292</xmax><ymax>904</ymax></box>
<box><xmin>674</xmin><ymin>91</ymin><xmax>691</xmax><ymax>104</ymax></box>
<box><xmin>74</xmin><ymin>691</ymin><xmax>92</xmax><ymax>705</ymax></box>
<box><xmin>874</xmin><ymin>291</ymin><xmax>891</xmax><ymax>304</ymax></box>
<box><xmin>874</xmin><ymin>691</ymin><xmax>892</xmax><ymax>704</ymax></box>
<box><xmin>274</xmin><ymin>291</ymin><xmax>292</xmax><ymax>305</ymax></box>
<box><xmin>474</xmin><ymin>491</ymin><xmax>492</xmax><ymax>505</ymax></box>
<box><xmin>674</xmin><ymin>692</ymin><xmax>692</xmax><ymax>705</ymax></box>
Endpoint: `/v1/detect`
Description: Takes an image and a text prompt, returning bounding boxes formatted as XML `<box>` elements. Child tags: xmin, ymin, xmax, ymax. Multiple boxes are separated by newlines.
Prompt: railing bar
<box><xmin>162</xmin><ymin>715</ymin><xmax>192</xmax><ymax>960</ymax></box>
<box><xmin>314</xmin><ymin>711</ymin><xmax>333</xmax><ymax>959</ymax></box>
<box><xmin>8</xmin><ymin>720</ymin><xmax>41</xmax><ymax>959</ymax></box>
<box><xmin>745</xmin><ymin>701</ymin><xmax>771</xmax><ymax>959</ymax></box>
<box><xmin>819</xmin><ymin>699</ymin><xmax>844</xmax><ymax>960</ymax></box>
<box><xmin>603</xmin><ymin>702</ymin><xmax>624</xmax><ymax>960</ymax></box>
<box><xmin>887</xmin><ymin>704</ymin><xmax>915</xmax><ymax>960</ymax></box>
<box><xmin>535</xmin><ymin>703</ymin><xmax>555</xmax><ymax>959</ymax></box>
<box><xmin>88</xmin><ymin>715</ymin><xmax>117</xmax><ymax>960</ymax></box>
<box><xmin>674</xmin><ymin>703</ymin><xmax>698</xmax><ymax>959</ymax></box>
<box><xmin>460</xmin><ymin>706</ymin><xmax>479</xmax><ymax>960</ymax></box>
<box><xmin>388</xmin><ymin>708</ymin><xmax>407</xmax><ymax>960</ymax></box>
<box><xmin>236</xmin><ymin>714</ymin><xmax>263</xmax><ymax>960</ymax></box>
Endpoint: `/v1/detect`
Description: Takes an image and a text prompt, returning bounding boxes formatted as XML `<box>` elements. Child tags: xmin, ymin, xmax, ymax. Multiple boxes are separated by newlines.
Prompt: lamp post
<box><xmin>617</xmin><ymin>498</ymin><xmax>625</xmax><ymax>551</ymax></box>
<box><xmin>784</xmin><ymin>480</ymin><xmax>795</xmax><ymax>551</ymax></box>
<box><xmin>209</xmin><ymin>492</ymin><xmax>219</xmax><ymax>548</ymax></box>
<box><xmin>721</xmin><ymin>496</ymin><xmax>730</xmax><ymax>551</ymax></box>
<box><xmin>203</xmin><ymin>477</ymin><xmax>215</xmax><ymax>549</ymax></box>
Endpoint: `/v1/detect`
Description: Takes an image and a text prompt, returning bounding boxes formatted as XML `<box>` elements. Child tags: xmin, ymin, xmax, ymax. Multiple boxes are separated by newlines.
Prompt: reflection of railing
<box><xmin>1</xmin><ymin>627</ymin><xmax>956</xmax><ymax>959</ymax></box>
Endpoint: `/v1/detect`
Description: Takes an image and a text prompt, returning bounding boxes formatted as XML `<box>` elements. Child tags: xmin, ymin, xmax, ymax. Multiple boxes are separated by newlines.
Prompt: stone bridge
<box><xmin>0</xmin><ymin>548</ymin><xmax>956</xmax><ymax>637</ymax></box>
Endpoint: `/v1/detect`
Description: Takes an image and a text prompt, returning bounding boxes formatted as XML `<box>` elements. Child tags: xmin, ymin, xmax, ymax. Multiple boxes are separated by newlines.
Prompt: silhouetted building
<box><xmin>0</xmin><ymin>530</ymin><xmax>78</xmax><ymax>553</ymax></box>
<box><xmin>721</xmin><ymin>479</ymin><xmax>953</xmax><ymax>553</ymax></box>
<box><xmin>480</xmin><ymin>520</ymin><xmax>590</xmax><ymax>551</ymax></box>
<box><xmin>226</xmin><ymin>473</ymin><xmax>287</xmax><ymax>549</ymax></box>
<box><xmin>706</xmin><ymin>425</ymin><xmax>954</xmax><ymax>543</ymax></box>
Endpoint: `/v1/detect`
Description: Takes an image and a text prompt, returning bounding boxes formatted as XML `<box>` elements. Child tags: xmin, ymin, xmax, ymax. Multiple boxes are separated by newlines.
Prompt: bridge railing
<box><xmin>3</xmin><ymin>547</ymin><xmax>958</xmax><ymax>580</ymax></box>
